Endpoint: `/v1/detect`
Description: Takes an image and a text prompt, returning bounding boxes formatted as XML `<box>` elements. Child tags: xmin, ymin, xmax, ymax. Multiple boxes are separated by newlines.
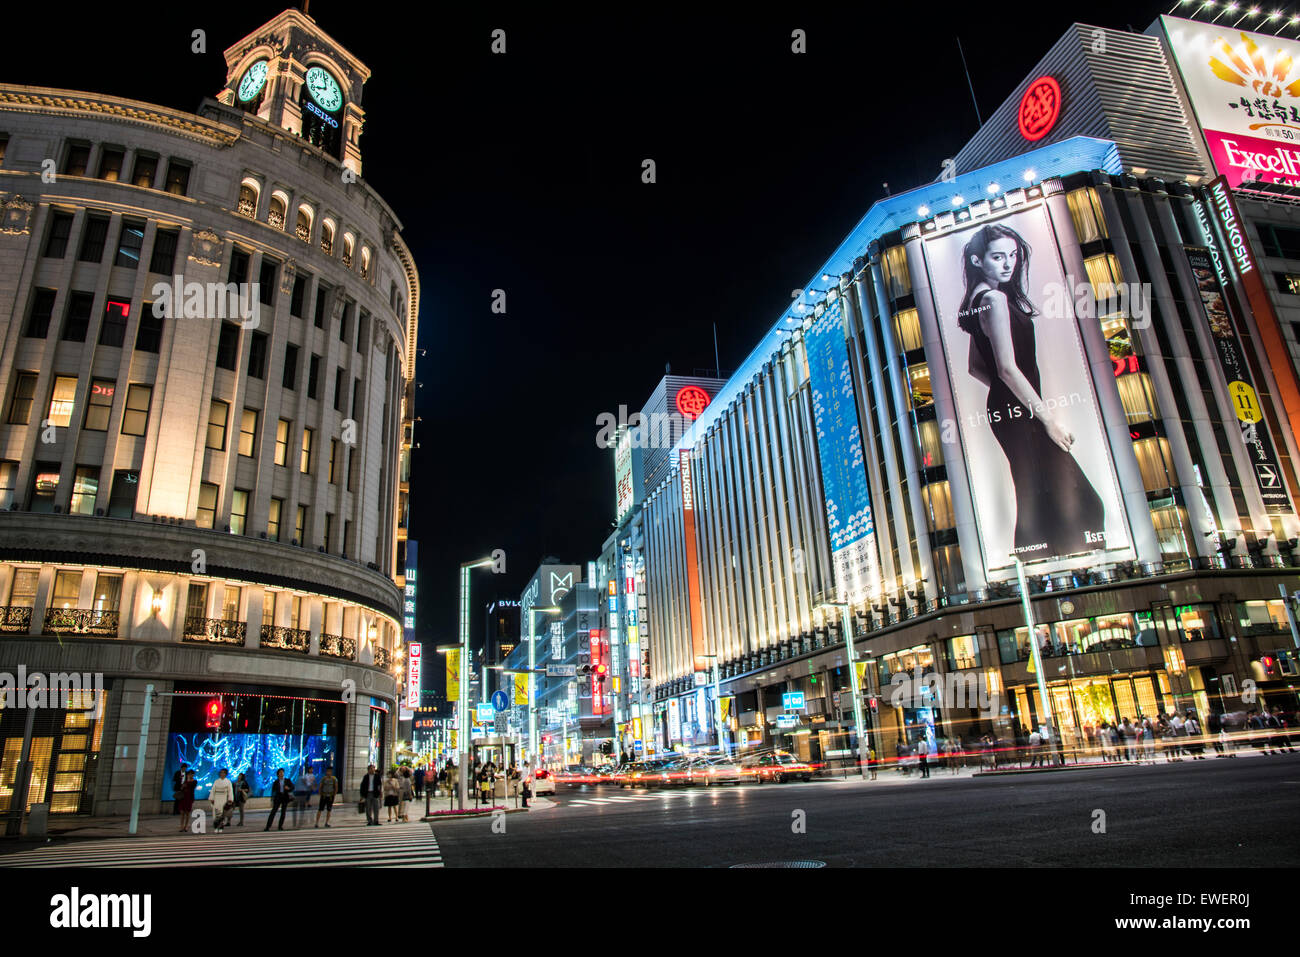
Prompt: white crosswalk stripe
<box><xmin>0</xmin><ymin>823</ymin><xmax>443</xmax><ymax>868</ymax></box>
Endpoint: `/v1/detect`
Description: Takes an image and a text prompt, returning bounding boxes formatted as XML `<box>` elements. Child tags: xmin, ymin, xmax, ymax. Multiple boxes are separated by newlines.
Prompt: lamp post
<box><xmin>825</xmin><ymin>601</ymin><xmax>869</xmax><ymax>779</ymax></box>
<box><xmin>527</xmin><ymin>606</ymin><xmax>561</xmax><ymax>778</ymax></box>
<box><xmin>694</xmin><ymin>654</ymin><xmax>727</xmax><ymax>757</ymax></box>
<box><xmin>455</xmin><ymin>558</ymin><xmax>495</xmax><ymax>811</ymax></box>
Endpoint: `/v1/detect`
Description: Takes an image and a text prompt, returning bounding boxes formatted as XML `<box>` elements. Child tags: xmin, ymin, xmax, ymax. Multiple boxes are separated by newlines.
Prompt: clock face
<box><xmin>305</xmin><ymin>67</ymin><xmax>343</xmax><ymax>113</ymax></box>
<box><xmin>237</xmin><ymin>60</ymin><xmax>268</xmax><ymax>102</ymax></box>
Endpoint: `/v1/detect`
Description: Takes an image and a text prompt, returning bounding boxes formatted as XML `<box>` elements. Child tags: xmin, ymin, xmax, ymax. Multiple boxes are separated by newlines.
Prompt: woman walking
<box><xmin>399</xmin><ymin>767</ymin><xmax>414</xmax><ymax>821</ymax></box>
<box><xmin>233</xmin><ymin>773</ymin><xmax>251</xmax><ymax>825</ymax></box>
<box><xmin>176</xmin><ymin>770</ymin><xmax>197</xmax><ymax>832</ymax></box>
<box><xmin>383</xmin><ymin>769</ymin><xmax>400</xmax><ymax>822</ymax></box>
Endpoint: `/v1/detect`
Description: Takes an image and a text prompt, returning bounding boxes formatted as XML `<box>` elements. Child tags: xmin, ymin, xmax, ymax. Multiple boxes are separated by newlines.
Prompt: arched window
<box><xmin>295</xmin><ymin>205</ymin><xmax>313</xmax><ymax>243</ymax></box>
<box><xmin>342</xmin><ymin>233</ymin><xmax>355</xmax><ymax>269</ymax></box>
<box><xmin>237</xmin><ymin>178</ymin><xmax>260</xmax><ymax>219</ymax></box>
<box><xmin>360</xmin><ymin>246</ymin><xmax>371</xmax><ymax>281</ymax></box>
<box><xmin>268</xmin><ymin>192</ymin><xmax>288</xmax><ymax>231</ymax></box>
<box><xmin>320</xmin><ymin>218</ymin><xmax>336</xmax><ymax>257</ymax></box>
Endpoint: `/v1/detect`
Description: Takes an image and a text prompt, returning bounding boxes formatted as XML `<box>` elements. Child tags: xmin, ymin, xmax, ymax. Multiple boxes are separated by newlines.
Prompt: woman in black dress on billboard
<box><xmin>957</xmin><ymin>223</ymin><xmax>1104</xmax><ymax>559</ymax></box>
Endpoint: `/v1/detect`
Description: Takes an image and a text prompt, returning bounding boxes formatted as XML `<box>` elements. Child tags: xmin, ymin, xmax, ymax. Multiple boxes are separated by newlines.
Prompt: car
<box><xmin>687</xmin><ymin>756</ymin><xmax>743</xmax><ymax>786</ymax></box>
<box><xmin>530</xmin><ymin>768</ymin><xmax>556</xmax><ymax>796</ymax></box>
<box><xmin>622</xmin><ymin>758</ymin><xmax>676</xmax><ymax>788</ymax></box>
<box><xmin>748</xmin><ymin>751</ymin><xmax>813</xmax><ymax>783</ymax></box>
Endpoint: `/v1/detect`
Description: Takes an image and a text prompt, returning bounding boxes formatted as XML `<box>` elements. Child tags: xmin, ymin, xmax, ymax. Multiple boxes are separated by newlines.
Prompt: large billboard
<box><xmin>806</xmin><ymin>297</ymin><xmax>880</xmax><ymax>604</ymax></box>
<box><xmin>1162</xmin><ymin>15</ymin><xmax>1300</xmax><ymax>189</ymax></box>
<box><xmin>921</xmin><ymin>202</ymin><xmax>1131</xmax><ymax>575</ymax></box>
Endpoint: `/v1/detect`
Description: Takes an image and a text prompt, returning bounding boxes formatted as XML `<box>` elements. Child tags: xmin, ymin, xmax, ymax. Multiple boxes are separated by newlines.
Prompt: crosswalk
<box><xmin>564</xmin><ymin>785</ymin><xmax>765</xmax><ymax>807</ymax></box>
<box><xmin>0</xmin><ymin>822</ymin><xmax>444</xmax><ymax>868</ymax></box>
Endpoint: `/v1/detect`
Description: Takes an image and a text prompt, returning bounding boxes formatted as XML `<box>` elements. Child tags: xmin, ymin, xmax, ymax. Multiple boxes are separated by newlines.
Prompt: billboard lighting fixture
<box><xmin>1022</xmin><ymin>168</ymin><xmax>1035</xmax><ymax>182</ymax></box>
<box><xmin>987</xmin><ymin>183</ymin><xmax>1000</xmax><ymax>194</ymax></box>
<box><xmin>917</xmin><ymin>205</ymin><xmax>930</xmax><ymax>217</ymax></box>
<box><xmin>951</xmin><ymin>195</ymin><xmax>964</xmax><ymax>206</ymax></box>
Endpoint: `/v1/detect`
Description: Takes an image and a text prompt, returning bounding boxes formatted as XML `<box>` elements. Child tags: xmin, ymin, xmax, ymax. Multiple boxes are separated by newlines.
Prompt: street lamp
<box><xmin>825</xmin><ymin>601</ymin><xmax>869</xmax><ymax>780</ymax></box>
<box><xmin>694</xmin><ymin>654</ymin><xmax>728</xmax><ymax>757</ymax></box>
<box><xmin>528</xmin><ymin>606</ymin><xmax>561</xmax><ymax>777</ymax></box>
<box><xmin>455</xmin><ymin>557</ymin><xmax>495</xmax><ymax>810</ymax></box>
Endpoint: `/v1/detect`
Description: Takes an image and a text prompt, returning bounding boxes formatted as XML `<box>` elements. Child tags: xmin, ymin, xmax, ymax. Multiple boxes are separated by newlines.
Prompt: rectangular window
<box><xmin>8</xmin><ymin>568</ymin><xmax>39</xmax><ymax>607</ymax></box>
<box><xmin>99</xmin><ymin>299</ymin><xmax>129</xmax><ymax>347</ymax></box>
<box><xmin>83</xmin><ymin>379</ymin><xmax>115</xmax><ymax>431</ymax></box>
<box><xmin>215</xmin><ymin>321</ymin><xmax>240</xmax><ymax>372</ymax></box>
<box><xmin>7</xmin><ymin>373</ymin><xmax>37</xmax><ymax>425</ymax></box>
<box><xmin>131</xmin><ymin>153</ymin><xmax>158</xmax><ymax>188</ymax></box>
<box><xmin>186</xmin><ymin>582</ymin><xmax>209</xmax><ymax>621</ymax></box>
<box><xmin>0</xmin><ymin>462</ymin><xmax>17</xmax><ymax>510</ymax></box>
<box><xmin>945</xmin><ymin>635</ymin><xmax>980</xmax><ymax>670</ymax></box>
<box><xmin>230</xmin><ymin>489</ymin><xmax>249</xmax><ymax>535</ymax></box>
<box><xmin>228</xmin><ymin>247</ymin><xmax>250</xmax><ymax>285</ymax></box>
<box><xmin>47</xmin><ymin>376</ymin><xmax>77</xmax><ymax>428</ymax></box>
<box><xmin>78</xmin><ymin>214</ymin><xmax>109</xmax><ymax>262</ymax></box>
<box><xmin>164</xmin><ymin>159</ymin><xmax>191</xmax><ymax>196</ymax></box>
<box><xmin>69</xmin><ymin>466</ymin><xmax>99</xmax><ymax>515</ymax></box>
<box><xmin>248</xmin><ymin>331</ymin><xmax>267</xmax><ymax>379</ymax></box>
<box><xmin>61</xmin><ymin>292</ymin><xmax>93</xmax><ymax>342</ymax></box>
<box><xmin>258</xmin><ymin>259</ymin><xmax>277</xmax><ymax>306</ymax></box>
<box><xmin>206</xmin><ymin>399</ymin><xmax>229</xmax><ymax>450</ymax></box>
<box><xmin>30</xmin><ymin>463</ymin><xmax>60</xmax><ymax>513</ymax></box>
<box><xmin>51</xmin><ymin>570</ymin><xmax>82</xmax><ymax>608</ymax></box>
<box><xmin>339</xmin><ymin>302</ymin><xmax>352</xmax><ymax>342</ymax></box>
<box><xmin>921</xmin><ymin>481</ymin><xmax>955</xmax><ymax>530</ymax></box>
<box><xmin>63</xmin><ymin>143</ymin><xmax>90</xmax><ymax>177</ymax></box>
<box><xmin>238</xmin><ymin>408</ymin><xmax>257</xmax><ymax>456</ymax></box>
<box><xmin>121</xmin><ymin>384</ymin><xmax>152</xmax><ymax>436</ymax></box>
<box><xmin>196</xmin><ymin>482</ymin><xmax>218</xmax><ymax>529</ymax></box>
<box><xmin>917</xmin><ymin>418</ymin><xmax>945</xmax><ymax>468</ymax></box>
<box><xmin>1133</xmin><ymin>436</ymin><xmax>1175</xmax><ymax>493</ymax></box>
<box><xmin>314</xmin><ymin>285</ymin><xmax>330</xmax><ymax>328</ymax></box>
<box><xmin>135</xmin><ymin>309</ymin><xmax>163</xmax><ymax>352</ymax></box>
<box><xmin>221</xmin><ymin>586</ymin><xmax>241</xmax><ymax>621</ymax></box>
<box><xmin>282</xmin><ymin>343</ymin><xmax>299</xmax><ymax>390</ymax></box>
<box><xmin>347</xmin><ymin>449</ymin><xmax>356</xmax><ymax>492</ymax></box>
<box><xmin>274</xmin><ymin>419</ymin><xmax>290</xmax><ymax>466</ymax></box>
<box><xmin>352</xmin><ymin>379</ymin><xmax>361</xmax><ymax>418</ymax></box>
<box><xmin>295</xmin><ymin>505</ymin><xmax>306</xmax><ymax>545</ymax></box>
<box><xmin>300</xmin><ymin>428</ymin><xmax>313</xmax><ymax>474</ymax></box>
<box><xmin>1117</xmin><ymin>373</ymin><xmax>1160</xmax><ymax>424</ymax></box>
<box><xmin>268</xmin><ymin>498</ymin><xmax>283</xmax><ymax>540</ymax></box>
<box><xmin>1066</xmin><ymin>186</ymin><xmax>1108</xmax><ymax>244</ymax></box>
<box><xmin>93</xmin><ymin>574</ymin><xmax>122</xmax><ymax>614</ymax></box>
<box><xmin>333</xmin><ymin>368</ymin><xmax>344</xmax><ymax>411</ymax></box>
<box><xmin>329</xmin><ymin>439</ymin><xmax>340</xmax><ymax>484</ymax></box>
<box><xmin>323</xmin><ymin>513</ymin><xmax>333</xmax><ymax>552</ymax></box>
<box><xmin>107</xmin><ymin>470</ymin><xmax>139</xmax><ymax>518</ymax></box>
<box><xmin>96</xmin><ymin>147</ymin><xmax>124</xmax><ymax>181</ymax></box>
<box><xmin>307</xmin><ymin>354</ymin><xmax>320</xmax><ymax>400</ymax></box>
<box><xmin>894</xmin><ymin>308</ymin><xmax>923</xmax><ymax>352</ymax></box>
<box><xmin>880</xmin><ymin>244</ymin><xmax>911</xmax><ymax>298</ymax></box>
<box><xmin>262</xmin><ymin>591</ymin><xmax>276</xmax><ymax>626</ymax></box>
<box><xmin>115</xmin><ymin>219</ymin><xmax>145</xmax><ymax>267</ymax></box>
<box><xmin>356</xmin><ymin>310</ymin><xmax>369</xmax><ymax>351</ymax></box>
<box><xmin>149</xmin><ymin>229</ymin><xmax>178</xmax><ymax>274</ymax></box>
<box><xmin>44</xmin><ymin>211</ymin><xmax>73</xmax><ymax>258</ymax></box>
<box><xmin>25</xmin><ymin>288</ymin><xmax>56</xmax><ymax>338</ymax></box>
<box><xmin>290</xmin><ymin>276</ymin><xmax>307</xmax><ymax>317</ymax></box>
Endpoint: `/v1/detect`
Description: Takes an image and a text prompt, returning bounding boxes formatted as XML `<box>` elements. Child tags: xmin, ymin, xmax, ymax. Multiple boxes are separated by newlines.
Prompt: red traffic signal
<box><xmin>595</xmin><ymin>664</ymin><xmax>607</xmax><ymax>676</ymax></box>
<box><xmin>868</xmin><ymin>696</ymin><xmax>878</xmax><ymax>713</ymax></box>
<box><xmin>205</xmin><ymin>697</ymin><xmax>222</xmax><ymax>729</ymax></box>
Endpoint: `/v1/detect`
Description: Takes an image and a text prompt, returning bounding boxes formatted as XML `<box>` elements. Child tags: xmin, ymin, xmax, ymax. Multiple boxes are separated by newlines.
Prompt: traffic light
<box><xmin>205</xmin><ymin>697</ymin><xmax>222</xmax><ymax>729</ymax></box>
<box><xmin>868</xmin><ymin>696</ymin><xmax>878</xmax><ymax>714</ymax></box>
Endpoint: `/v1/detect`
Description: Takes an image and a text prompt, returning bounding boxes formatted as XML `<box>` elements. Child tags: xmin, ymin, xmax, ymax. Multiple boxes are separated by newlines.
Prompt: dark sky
<box><xmin>7</xmin><ymin>0</ymin><xmax>1169</xmax><ymax>672</ymax></box>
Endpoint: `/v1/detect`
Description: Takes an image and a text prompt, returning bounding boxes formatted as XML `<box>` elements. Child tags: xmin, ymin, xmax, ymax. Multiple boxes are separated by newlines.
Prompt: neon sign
<box><xmin>1018</xmin><ymin>76</ymin><xmax>1061</xmax><ymax>142</ymax></box>
<box><xmin>675</xmin><ymin>385</ymin><xmax>711</xmax><ymax>420</ymax></box>
<box><xmin>304</xmin><ymin>99</ymin><xmax>339</xmax><ymax>128</ymax></box>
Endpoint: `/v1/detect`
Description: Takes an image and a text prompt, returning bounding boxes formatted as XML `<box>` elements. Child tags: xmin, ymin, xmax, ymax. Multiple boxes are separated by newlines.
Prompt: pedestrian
<box><xmin>868</xmin><ymin>745</ymin><xmax>878</xmax><ymax>780</ymax></box>
<box><xmin>177</xmin><ymin>770</ymin><xmax>197</xmax><ymax>832</ymax></box>
<box><xmin>1185</xmin><ymin>711</ymin><xmax>1204</xmax><ymax>759</ymax></box>
<box><xmin>293</xmin><ymin>763</ymin><xmax>316</xmax><ymax>828</ymax></box>
<box><xmin>1028</xmin><ymin>727</ymin><xmax>1043</xmax><ymax>767</ymax></box>
<box><xmin>234</xmin><ymin>772</ymin><xmax>251</xmax><ymax>825</ymax></box>
<box><xmin>384</xmin><ymin>769</ymin><xmax>400</xmax><ymax>822</ymax></box>
<box><xmin>1121</xmin><ymin>718</ymin><xmax>1136</xmax><ymax>762</ymax></box>
<box><xmin>917</xmin><ymin>740</ymin><xmax>930</xmax><ymax>779</ymax></box>
<box><xmin>209</xmin><ymin>768</ymin><xmax>235</xmax><ymax>833</ymax></box>
<box><xmin>263</xmin><ymin>768</ymin><xmax>291</xmax><ymax>830</ymax></box>
<box><xmin>359</xmin><ymin>764</ymin><xmax>384</xmax><ymax>825</ymax></box>
<box><xmin>414</xmin><ymin>765</ymin><xmax>425</xmax><ymax>799</ymax></box>
<box><xmin>1140</xmin><ymin>717</ymin><xmax>1156</xmax><ymax>764</ymax></box>
<box><xmin>399</xmin><ymin>766</ymin><xmax>414</xmax><ymax>821</ymax></box>
<box><xmin>315</xmin><ymin>764</ymin><xmax>339</xmax><ymax>827</ymax></box>
<box><xmin>172</xmin><ymin>763</ymin><xmax>189</xmax><ymax>815</ymax></box>
<box><xmin>478</xmin><ymin>764</ymin><xmax>492</xmax><ymax>802</ymax></box>
<box><xmin>444</xmin><ymin>759</ymin><xmax>458</xmax><ymax>803</ymax></box>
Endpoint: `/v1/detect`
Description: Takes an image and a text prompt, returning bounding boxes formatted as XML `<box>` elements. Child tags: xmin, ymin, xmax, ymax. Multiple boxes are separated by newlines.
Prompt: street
<box><xmin>431</xmin><ymin>756</ymin><xmax>1300</xmax><ymax>867</ymax></box>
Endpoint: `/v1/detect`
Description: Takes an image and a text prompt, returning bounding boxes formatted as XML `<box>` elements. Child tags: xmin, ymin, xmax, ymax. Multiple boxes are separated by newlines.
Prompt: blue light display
<box><xmin>163</xmin><ymin>733</ymin><xmax>338</xmax><ymax>800</ymax></box>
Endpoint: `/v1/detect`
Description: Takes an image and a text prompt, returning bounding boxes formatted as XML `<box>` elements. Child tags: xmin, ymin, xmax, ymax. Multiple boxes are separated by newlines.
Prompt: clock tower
<box><xmin>216</xmin><ymin>7</ymin><xmax>370</xmax><ymax>177</ymax></box>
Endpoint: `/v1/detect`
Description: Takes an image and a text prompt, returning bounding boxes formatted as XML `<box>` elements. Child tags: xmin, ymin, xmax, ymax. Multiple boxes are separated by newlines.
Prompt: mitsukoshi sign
<box><xmin>920</xmin><ymin>202</ymin><xmax>1131</xmax><ymax>576</ymax></box>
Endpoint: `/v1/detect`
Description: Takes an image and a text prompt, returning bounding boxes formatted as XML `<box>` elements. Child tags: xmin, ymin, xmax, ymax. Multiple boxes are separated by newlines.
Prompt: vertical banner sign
<box><xmin>1202</xmin><ymin>177</ymin><xmax>1300</xmax><ymax>478</ymax></box>
<box><xmin>679</xmin><ymin>450</ymin><xmax>707</xmax><ymax>669</ymax></box>
<box><xmin>1184</xmin><ymin>236</ymin><xmax>1293</xmax><ymax>513</ymax></box>
<box><xmin>805</xmin><ymin>298</ymin><xmax>880</xmax><ymax>603</ymax></box>
<box><xmin>591</xmin><ymin>628</ymin><xmax>607</xmax><ymax>715</ymax></box>
<box><xmin>445</xmin><ymin>649</ymin><xmax>460</xmax><ymax>707</ymax></box>
<box><xmin>403</xmin><ymin>541</ymin><xmax>418</xmax><ymax>641</ymax></box>
<box><xmin>513</xmin><ymin>672</ymin><xmax>528</xmax><ymax>706</ymax></box>
<box><xmin>406</xmin><ymin>642</ymin><xmax>422</xmax><ymax>709</ymax></box>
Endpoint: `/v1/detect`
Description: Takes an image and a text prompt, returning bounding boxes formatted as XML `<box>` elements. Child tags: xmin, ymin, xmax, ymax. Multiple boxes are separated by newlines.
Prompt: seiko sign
<box><xmin>304</xmin><ymin>99</ymin><xmax>339</xmax><ymax>128</ymax></box>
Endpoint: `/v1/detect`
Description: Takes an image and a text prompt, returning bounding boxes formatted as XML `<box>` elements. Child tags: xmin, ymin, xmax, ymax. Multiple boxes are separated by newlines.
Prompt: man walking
<box><xmin>917</xmin><ymin>740</ymin><xmax>930</xmax><ymax>779</ymax></box>
<box><xmin>293</xmin><ymin>764</ymin><xmax>316</xmax><ymax>828</ymax></box>
<box><xmin>264</xmin><ymin>768</ymin><xmax>291</xmax><ymax>831</ymax></box>
<box><xmin>359</xmin><ymin>763</ymin><xmax>384</xmax><ymax>825</ymax></box>
<box><xmin>315</xmin><ymin>764</ymin><xmax>339</xmax><ymax>828</ymax></box>
<box><xmin>1028</xmin><ymin>727</ymin><xmax>1043</xmax><ymax>767</ymax></box>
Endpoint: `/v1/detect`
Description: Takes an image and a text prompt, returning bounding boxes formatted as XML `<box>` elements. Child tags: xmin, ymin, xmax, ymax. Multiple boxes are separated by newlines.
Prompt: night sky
<box><xmin>6</xmin><ymin>1</ymin><xmax>1169</xmax><ymax>679</ymax></box>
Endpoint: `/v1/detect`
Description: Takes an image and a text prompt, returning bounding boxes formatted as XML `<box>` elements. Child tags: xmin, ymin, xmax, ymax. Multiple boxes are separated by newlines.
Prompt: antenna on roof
<box><xmin>956</xmin><ymin>36</ymin><xmax>983</xmax><ymax>127</ymax></box>
<box><xmin>713</xmin><ymin>323</ymin><xmax>722</xmax><ymax>379</ymax></box>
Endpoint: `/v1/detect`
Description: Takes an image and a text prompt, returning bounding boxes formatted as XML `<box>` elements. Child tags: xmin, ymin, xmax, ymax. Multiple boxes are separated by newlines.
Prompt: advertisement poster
<box><xmin>921</xmin><ymin>202</ymin><xmax>1130</xmax><ymax>574</ymax></box>
<box><xmin>805</xmin><ymin>297</ymin><xmax>881</xmax><ymax>603</ymax></box>
<box><xmin>1163</xmin><ymin>15</ymin><xmax>1300</xmax><ymax>188</ymax></box>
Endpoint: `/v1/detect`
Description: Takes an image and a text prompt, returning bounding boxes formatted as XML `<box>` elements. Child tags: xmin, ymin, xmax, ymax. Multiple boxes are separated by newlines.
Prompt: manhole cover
<box><xmin>730</xmin><ymin>860</ymin><xmax>826</xmax><ymax>869</ymax></box>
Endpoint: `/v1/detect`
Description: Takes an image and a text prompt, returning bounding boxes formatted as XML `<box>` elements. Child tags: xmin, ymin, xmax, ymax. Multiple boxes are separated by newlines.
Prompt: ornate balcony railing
<box><xmin>46</xmin><ymin>607</ymin><xmax>118</xmax><ymax>636</ymax></box>
<box><xmin>268</xmin><ymin>208</ymin><xmax>285</xmax><ymax>230</ymax></box>
<box><xmin>295</xmin><ymin>222</ymin><xmax>310</xmax><ymax>243</ymax></box>
<box><xmin>261</xmin><ymin>624</ymin><xmax>310</xmax><ymax>653</ymax></box>
<box><xmin>0</xmin><ymin>605</ymin><xmax>33</xmax><ymax>633</ymax></box>
<box><xmin>183</xmin><ymin>616</ymin><xmax>246</xmax><ymax>646</ymax></box>
<box><xmin>236</xmin><ymin>197</ymin><xmax>257</xmax><ymax>218</ymax></box>
<box><xmin>321</xmin><ymin>237</ymin><xmax>333</xmax><ymax>256</ymax></box>
<box><xmin>319</xmin><ymin>632</ymin><xmax>356</xmax><ymax>660</ymax></box>
<box><xmin>375</xmin><ymin>646</ymin><xmax>390</xmax><ymax>669</ymax></box>
<box><xmin>342</xmin><ymin>251</ymin><xmax>352</xmax><ymax>268</ymax></box>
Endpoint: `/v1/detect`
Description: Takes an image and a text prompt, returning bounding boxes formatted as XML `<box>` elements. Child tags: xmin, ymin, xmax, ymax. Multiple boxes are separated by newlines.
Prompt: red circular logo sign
<box><xmin>675</xmin><ymin>386</ymin><xmax>711</xmax><ymax>420</ymax></box>
<box><xmin>1018</xmin><ymin>76</ymin><xmax>1061</xmax><ymax>142</ymax></box>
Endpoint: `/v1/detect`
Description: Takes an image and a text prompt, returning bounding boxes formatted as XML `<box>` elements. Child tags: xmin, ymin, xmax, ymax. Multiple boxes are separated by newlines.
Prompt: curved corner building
<box><xmin>640</xmin><ymin>20</ymin><xmax>1300</xmax><ymax>765</ymax></box>
<box><xmin>0</xmin><ymin>8</ymin><xmax>419</xmax><ymax>815</ymax></box>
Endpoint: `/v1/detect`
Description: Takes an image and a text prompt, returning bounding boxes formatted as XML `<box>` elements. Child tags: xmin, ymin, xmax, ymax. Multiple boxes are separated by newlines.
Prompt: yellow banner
<box><xmin>446</xmin><ymin>650</ymin><xmax>460</xmax><ymax>702</ymax></box>
<box><xmin>720</xmin><ymin>697</ymin><xmax>732</xmax><ymax>721</ymax></box>
<box><xmin>514</xmin><ymin>672</ymin><xmax>528</xmax><ymax>705</ymax></box>
<box><xmin>855</xmin><ymin>661</ymin><xmax>870</xmax><ymax>686</ymax></box>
